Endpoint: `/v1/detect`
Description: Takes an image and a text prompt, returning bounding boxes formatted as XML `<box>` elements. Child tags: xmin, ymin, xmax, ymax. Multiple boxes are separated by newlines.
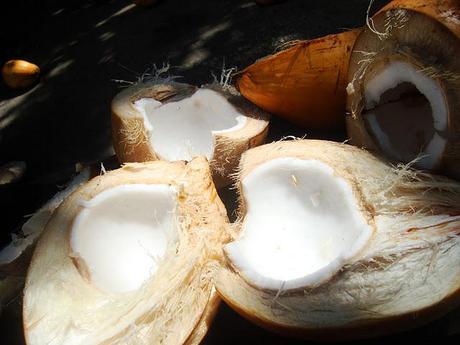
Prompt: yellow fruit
<box><xmin>2</xmin><ymin>59</ymin><xmax>40</xmax><ymax>89</ymax></box>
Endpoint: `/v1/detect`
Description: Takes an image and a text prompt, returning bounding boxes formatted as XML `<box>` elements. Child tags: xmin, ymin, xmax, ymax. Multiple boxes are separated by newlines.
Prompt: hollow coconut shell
<box><xmin>23</xmin><ymin>157</ymin><xmax>229</xmax><ymax>345</ymax></box>
<box><xmin>215</xmin><ymin>139</ymin><xmax>460</xmax><ymax>340</ymax></box>
<box><xmin>346</xmin><ymin>0</ymin><xmax>460</xmax><ymax>179</ymax></box>
<box><xmin>2</xmin><ymin>60</ymin><xmax>40</xmax><ymax>89</ymax></box>
<box><xmin>236</xmin><ymin>30</ymin><xmax>360</xmax><ymax>130</ymax></box>
<box><xmin>111</xmin><ymin>82</ymin><xmax>269</xmax><ymax>187</ymax></box>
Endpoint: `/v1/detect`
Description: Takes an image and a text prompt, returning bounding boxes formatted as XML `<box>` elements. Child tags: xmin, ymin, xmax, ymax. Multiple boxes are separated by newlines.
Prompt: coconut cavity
<box><xmin>363</xmin><ymin>61</ymin><xmax>448</xmax><ymax>170</ymax></box>
<box><xmin>225</xmin><ymin>158</ymin><xmax>371</xmax><ymax>290</ymax></box>
<box><xmin>70</xmin><ymin>184</ymin><xmax>178</xmax><ymax>293</ymax></box>
<box><xmin>134</xmin><ymin>88</ymin><xmax>247</xmax><ymax>161</ymax></box>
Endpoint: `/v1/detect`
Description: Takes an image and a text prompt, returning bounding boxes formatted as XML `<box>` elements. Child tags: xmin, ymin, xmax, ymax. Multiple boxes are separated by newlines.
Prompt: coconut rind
<box><xmin>23</xmin><ymin>158</ymin><xmax>229</xmax><ymax>345</ymax></box>
<box><xmin>216</xmin><ymin>268</ymin><xmax>460</xmax><ymax>340</ymax></box>
<box><xmin>111</xmin><ymin>82</ymin><xmax>269</xmax><ymax>187</ymax></box>
<box><xmin>216</xmin><ymin>140</ymin><xmax>460</xmax><ymax>339</ymax></box>
<box><xmin>183</xmin><ymin>288</ymin><xmax>221</xmax><ymax>345</ymax></box>
<box><xmin>236</xmin><ymin>30</ymin><xmax>360</xmax><ymax>130</ymax></box>
<box><xmin>346</xmin><ymin>2</ymin><xmax>460</xmax><ymax>179</ymax></box>
<box><xmin>2</xmin><ymin>60</ymin><xmax>40</xmax><ymax>89</ymax></box>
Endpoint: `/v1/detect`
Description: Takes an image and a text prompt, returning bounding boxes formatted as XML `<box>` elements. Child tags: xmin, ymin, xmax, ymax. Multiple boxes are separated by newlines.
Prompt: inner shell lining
<box><xmin>225</xmin><ymin>158</ymin><xmax>371</xmax><ymax>291</ymax></box>
<box><xmin>364</xmin><ymin>61</ymin><xmax>448</xmax><ymax>170</ymax></box>
<box><xmin>134</xmin><ymin>88</ymin><xmax>247</xmax><ymax>161</ymax></box>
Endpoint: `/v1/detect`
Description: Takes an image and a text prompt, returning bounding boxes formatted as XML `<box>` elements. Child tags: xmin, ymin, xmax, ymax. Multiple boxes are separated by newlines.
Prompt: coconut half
<box><xmin>111</xmin><ymin>82</ymin><xmax>269</xmax><ymax>187</ymax></box>
<box><xmin>346</xmin><ymin>0</ymin><xmax>460</xmax><ymax>179</ymax></box>
<box><xmin>216</xmin><ymin>139</ymin><xmax>460</xmax><ymax>340</ymax></box>
<box><xmin>23</xmin><ymin>157</ymin><xmax>229</xmax><ymax>345</ymax></box>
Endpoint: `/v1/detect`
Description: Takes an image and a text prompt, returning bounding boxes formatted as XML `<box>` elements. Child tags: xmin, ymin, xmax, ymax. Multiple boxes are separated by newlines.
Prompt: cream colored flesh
<box><xmin>70</xmin><ymin>184</ymin><xmax>177</xmax><ymax>293</ymax></box>
<box><xmin>134</xmin><ymin>88</ymin><xmax>247</xmax><ymax>161</ymax></box>
<box><xmin>364</xmin><ymin>61</ymin><xmax>447</xmax><ymax>170</ymax></box>
<box><xmin>225</xmin><ymin>158</ymin><xmax>371</xmax><ymax>291</ymax></box>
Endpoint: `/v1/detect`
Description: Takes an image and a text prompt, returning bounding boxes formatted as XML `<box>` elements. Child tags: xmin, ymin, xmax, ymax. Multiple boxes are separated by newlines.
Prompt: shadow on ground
<box><xmin>2</xmin><ymin>1</ymin><xmax>455</xmax><ymax>344</ymax></box>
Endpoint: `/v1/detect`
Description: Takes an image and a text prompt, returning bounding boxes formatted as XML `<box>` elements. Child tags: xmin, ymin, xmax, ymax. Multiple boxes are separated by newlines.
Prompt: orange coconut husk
<box><xmin>2</xmin><ymin>60</ymin><xmax>40</xmax><ymax>89</ymax></box>
<box><xmin>236</xmin><ymin>30</ymin><xmax>360</xmax><ymax>130</ymax></box>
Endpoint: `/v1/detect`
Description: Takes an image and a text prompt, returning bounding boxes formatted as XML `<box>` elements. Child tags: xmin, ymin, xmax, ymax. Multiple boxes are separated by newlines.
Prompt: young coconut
<box><xmin>23</xmin><ymin>157</ymin><xmax>229</xmax><ymax>345</ymax></box>
<box><xmin>215</xmin><ymin>139</ymin><xmax>460</xmax><ymax>340</ymax></box>
<box><xmin>346</xmin><ymin>0</ymin><xmax>460</xmax><ymax>179</ymax></box>
<box><xmin>2</xmin><ymin>60</ymin><xmax>40</xmax><ymax>89</ymax></box>
<box><xmin>236</xmin><ymin>30</ymin><xmax>360</xmax><ymax>130</ymax></box>
<box><xmin>111</xmin><ymin>82</ymin><xmax>269</xmax><ymax>187</ymax></box>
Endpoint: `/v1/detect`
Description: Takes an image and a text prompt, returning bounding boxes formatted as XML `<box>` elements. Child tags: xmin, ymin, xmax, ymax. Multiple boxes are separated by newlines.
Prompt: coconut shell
<box><xmin>346</xmin><ymin>0</ymin><xmax>460</xmax><ymax>179</ymax></box>
<box><xmin>236</xmin><ymin>30</ymin><xmax>360</xmax><ymax>130</ymax></box>
<box><xmin>23</xmin><ymin>157</ymin><xmax>229</xmax><ymax>345</ymax></box>
<box><xmin>111</xmin><ymin>81</ymin><xmax>269</xmax><ymax>187</ymax></box>
<box><xmin>2</xmin><ymin>60</ymin><xmax>40</xmax><ymax>89</ymax></box>
<box><xmin>215</xmin><ymin>139</ymin><xmax>460</xmax><ymax>340</ymax></box>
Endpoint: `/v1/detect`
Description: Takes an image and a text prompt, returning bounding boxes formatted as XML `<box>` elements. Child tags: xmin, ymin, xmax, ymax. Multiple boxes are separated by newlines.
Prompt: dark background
<box><xmin>1</xmin><ymin>0</ymin><xmax>458</xmax><ymax>344</ymax></box>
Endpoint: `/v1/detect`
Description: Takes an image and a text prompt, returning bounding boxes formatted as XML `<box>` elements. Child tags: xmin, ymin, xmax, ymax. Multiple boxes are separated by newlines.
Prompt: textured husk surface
<box><xmin>111</xmin><ymin>81</ymin><xmax>269</xmax><ymax>187</ymax></box>
<box><xmin>346</xmin><ymin>0</ymin><xmax>460</xmax><ymax>179</ymax></box>
<box><xmin>23</xmin><ymin>157</ymin><xmax>229</xmax><ymax>345</ymax></box>
<box><xmin>216</xmin><ymin>139</ymin><xmax>460</xmax><ymax>340</ymax></box>
<box><xmin>236</xmin><ymin>30</ymin><xmax>359</xmax><ymax>130</ymax></box>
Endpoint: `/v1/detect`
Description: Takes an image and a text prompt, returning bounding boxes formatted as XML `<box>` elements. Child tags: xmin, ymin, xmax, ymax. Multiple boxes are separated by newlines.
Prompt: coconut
<box><xmin>111</xmin><ymin>82</ymin><xmax>269</xmax><ymax>187</ymax></box>
<box><xmin>215</xmin><ymin>139</ymin><xmax>460</xmax><ymax>340</ymax></box>
<box><xmin>23</xmin><ymin>157</ymin><xmax>229</xmax><ymax>345</ymax></box>
<box><xmin>346</xmin><ymin>0</ymin><xmax>460</xmax><ymax>179</ymax></box>
<box><xmin>2</xmin><ymin>60</ymin><xmax>40</xmax><ymax>89</ymax></box>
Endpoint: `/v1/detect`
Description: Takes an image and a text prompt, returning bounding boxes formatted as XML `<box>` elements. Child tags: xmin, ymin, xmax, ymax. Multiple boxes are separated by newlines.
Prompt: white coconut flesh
<box><xmin>225</xmin><ymin>158</ymin><xmax>372</xmax><ymax>291</ymax></box>
<box><xmin>363</xmin><ymin>61</ymin><xmax>448</xmax><ymax>170</ymax></box>
<box><xmin>70</xmin><ymin>184</ymin><xmax>178</xmax><ymax>293</ymax></box>
<box><xmin>133</xmin><ymin>88</ymin><xmax>247</xmax><ymax>161</ymax></box>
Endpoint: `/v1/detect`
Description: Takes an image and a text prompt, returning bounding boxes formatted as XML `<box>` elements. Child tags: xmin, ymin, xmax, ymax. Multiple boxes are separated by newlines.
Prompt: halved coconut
<box><xmin>23</xmin><ymin>157</ymin><xmax>229</xmax><ymax>345</ymax></box>
<box><xmin>111</xmin><ymin>82</ymin><xmax>269</xmax><ymax>187</ymax></box>
<box><xmin>346</xmin><ymin>0</ymin><xmax>460</xmax><ymax>179</ymax></box>
<box><xmin>215</xmin><ymin>139</ymin><xmax>460</xmax><ymax>340</ymax></box>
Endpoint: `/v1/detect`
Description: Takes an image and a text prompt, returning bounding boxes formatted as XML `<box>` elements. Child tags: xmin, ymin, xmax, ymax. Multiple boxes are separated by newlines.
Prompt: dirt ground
<box><xmin>0</xmin><ymin>0</ymin><xmax>457</xmax><ymax>344</ymax></box>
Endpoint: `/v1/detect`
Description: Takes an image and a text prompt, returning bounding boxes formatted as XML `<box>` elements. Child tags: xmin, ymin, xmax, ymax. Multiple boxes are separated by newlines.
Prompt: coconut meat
<box><xmin>70</xmin><ymin>184</ymin><xmax>178</xmax><ymax>294</ymax></box>
<box><xmin>134</xmin><ymin>88</ymin><xmax>247</xmax><ymax>161</ymax></box>
<box><xmin>225</xmin><ymin>158</ymin><xmax>371</xmax><ymax>291</ymax></box>
<box><xmin>363</xmin><ymin>61</ymin><xmax>448</xmax><ymax>170</ymax></box>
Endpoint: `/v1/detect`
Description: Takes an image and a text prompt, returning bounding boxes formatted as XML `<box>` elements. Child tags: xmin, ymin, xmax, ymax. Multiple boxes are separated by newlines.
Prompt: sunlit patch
<box><xmin>47</xmin><ymin>60</ymin><xmax>74</xmax><ymax>78</ymax></box>
<box><xmin>94</xmin><ymin>4</ymin><xmax>136</xmax><ymax>28</ymax></box>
